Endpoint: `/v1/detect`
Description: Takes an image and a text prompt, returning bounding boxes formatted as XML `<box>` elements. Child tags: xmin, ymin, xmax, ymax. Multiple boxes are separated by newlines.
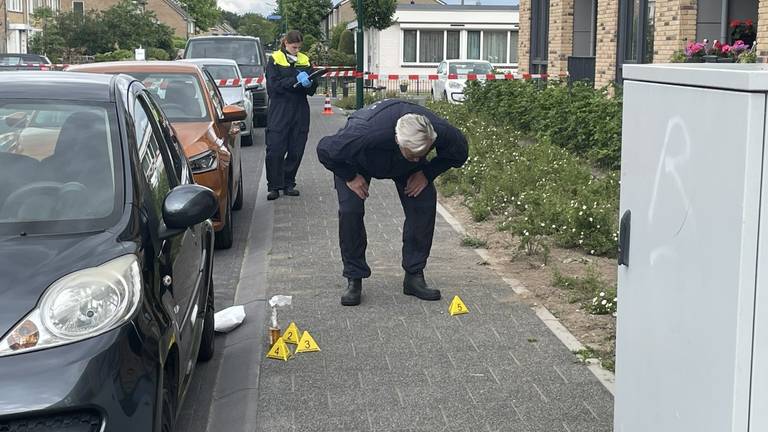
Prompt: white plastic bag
<box><xmin>268</xmin><ymin>295</ymin><xmax>292</xmax><ymax>328</ymax></box>
<box><xmin>214</xmin><ymin>305</ymin><xmax>246</xmax><ymax>333</ymax></box>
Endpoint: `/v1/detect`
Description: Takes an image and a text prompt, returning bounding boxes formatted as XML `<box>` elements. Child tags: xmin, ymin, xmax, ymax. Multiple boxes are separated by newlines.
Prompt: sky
<box><xmin>218</xmin><ymin>0</ymin><xmax>518</xmax><ymax>19</ymax></box>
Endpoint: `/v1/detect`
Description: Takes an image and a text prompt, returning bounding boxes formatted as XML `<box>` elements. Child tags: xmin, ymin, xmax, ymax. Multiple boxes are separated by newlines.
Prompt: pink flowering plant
<box><xmin>673</xmin><ymin>38</ymin><xmax>757</xmax><ymax>63</ymax></box>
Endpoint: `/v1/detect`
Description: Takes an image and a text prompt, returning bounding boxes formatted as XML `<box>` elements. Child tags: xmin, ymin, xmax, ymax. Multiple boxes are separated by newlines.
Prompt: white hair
<box><xmin>395</xmin><ymin>114</ymin><xmax>437</xmax><ymax>156</ymax></box>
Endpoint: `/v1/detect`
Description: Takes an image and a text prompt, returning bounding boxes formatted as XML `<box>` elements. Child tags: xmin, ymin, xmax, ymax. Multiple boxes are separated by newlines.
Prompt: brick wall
<box><xmin>652</xmin><ymin>0</ymin><xmax>697</xmax><ymax>63</ymax></box>
<box><xmin>148</xmin><ymin>0</ymin><xmax>190</xmax><ymax>38</ymax></box>
<box><xmin>758</xmin><ymin>0</ymin><xmax>768</xmax><ymax>59</ymax></box>
<box><xmin>594</xmin><ymin>0</ymin><xmax>619</xmax><ymax>87</ymax></box>
<box><xmin>547</xmin><ymin>0</ymin><xmax>574</xmax><ymax>76</ymax></box>
<box><xmin>518</xmin><ymin>0</ymin><xmax>531</xmax><ymax>73</ymax></box>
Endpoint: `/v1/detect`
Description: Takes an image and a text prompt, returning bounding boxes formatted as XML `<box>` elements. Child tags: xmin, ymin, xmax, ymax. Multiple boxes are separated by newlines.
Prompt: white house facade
<box><xmin>350</xmin><ymin>4</ymin><xmax>520</xmax><ymax>76</ymax></box>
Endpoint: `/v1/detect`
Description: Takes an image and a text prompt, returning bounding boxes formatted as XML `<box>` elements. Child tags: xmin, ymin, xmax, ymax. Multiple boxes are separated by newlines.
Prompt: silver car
<box><xmin>180</xmin><ymin>58</ymin><xmax>255</xmax><ymax>146</ymax></box>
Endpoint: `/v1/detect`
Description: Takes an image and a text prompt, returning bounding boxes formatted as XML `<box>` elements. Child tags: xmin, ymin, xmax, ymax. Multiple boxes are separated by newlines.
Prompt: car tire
<box><xmin>242</xmin><ymin>131</ymin><xmax>253</xmax><ymax>147</ymax></box>
<box><xmin>198</xmin><ymin>279</ymin><xmax>215</xmax><ymax>362</ymax></box>
<box><xmin>160</xmin><ymin>365</ymin><xmax>178</xmax><ymax>432</ymax></box>
<box><xmin>214</xmin><ymin>187</ymin><xmax>234</xmax><ymax>249</ymax></box>
<box><xmin>233</xmin><ymin>166</ymin><xmax>244</xmax><ymax>211</ymax></box>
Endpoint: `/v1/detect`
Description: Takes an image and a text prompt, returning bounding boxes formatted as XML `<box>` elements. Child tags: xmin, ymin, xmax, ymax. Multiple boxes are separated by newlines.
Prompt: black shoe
<box><xmin>341</xmin><ymin>278</ymin><xmax>362</xmax><ymax>306</ymax></box>
<box><xmin>284</xmin><ymin>186</ymin><xmax>300</xmax><ymax>197</ymax></box>
<box><xmin>403</xmin><ymin>272</ymin><xmax>441</xmax><ymax>301</ymax></box>
<box><xmin>267</xmin><ymin>190</ymin><xmax>279</xmax><ymax>200</ymax></box>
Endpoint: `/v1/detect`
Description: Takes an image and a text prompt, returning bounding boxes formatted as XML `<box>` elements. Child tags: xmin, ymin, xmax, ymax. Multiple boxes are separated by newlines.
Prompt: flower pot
<box><xmin>399</xmin><ymin>84</ymin><xmax>408</xmax><ymax>93</ymax></box>
<box><xmin>717</xmin><ymin>57</ymin><xmax>736</xmax><ymax>63</ymax></box>
<box><xmin>702</xmin><ymin>55</ymin><xmax>719</xmax><ymax>63</ymax></box>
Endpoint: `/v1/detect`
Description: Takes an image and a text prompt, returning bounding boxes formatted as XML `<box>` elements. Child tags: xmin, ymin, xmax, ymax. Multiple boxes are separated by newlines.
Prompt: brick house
<box><xmin>60</xmin><ymin>0</ymin><xmax>196</xmax><ymax>38</ymax></box>
<box><xmin>518</xmin><ymin>0</ymin><xmax>761</xmax><ymax>87</ymax></box>
<box><xmin>322</xmin><ymin>0</ymin><xmax>445</xmax><ymax>38</ymax></box>
<box><xmin>2</xmin><ymin>0</ymin><xmax>62</xmax><ymax>53</ymax></box>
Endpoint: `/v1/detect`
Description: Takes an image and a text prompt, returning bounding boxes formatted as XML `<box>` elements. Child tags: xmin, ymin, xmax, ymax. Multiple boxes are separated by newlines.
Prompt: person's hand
<box><xmin>346</xmin><ymin>175</ymin><xmax>369</xmax><ymax>200</ymax></box>
<box><xmin>405</xmin><ymin>171</ymin><xmax>428</xmax><ymax>197</ymax></box>
<box><xmin>296</xmin><ymin>71</ymin><xmax>312</xmax><ymax>88</ymax></box>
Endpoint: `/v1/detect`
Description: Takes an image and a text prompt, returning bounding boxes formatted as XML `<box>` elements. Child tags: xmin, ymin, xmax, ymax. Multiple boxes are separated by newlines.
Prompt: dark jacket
<box><xmin>265</xmin><ymin>49</ymin><xmax>319</xmax><ymax>130</ymax></box>
<box><xmin>317</xmin><ymin>99</ymin><xmax>469</xmax><ymax>182</ymax></box>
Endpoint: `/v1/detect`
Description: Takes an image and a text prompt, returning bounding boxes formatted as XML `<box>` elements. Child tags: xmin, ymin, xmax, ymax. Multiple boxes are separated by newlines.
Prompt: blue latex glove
<box><xmin>296</xmin><ymin>71</ymin><xmax>311</xmax><ymax>88</ymax></box>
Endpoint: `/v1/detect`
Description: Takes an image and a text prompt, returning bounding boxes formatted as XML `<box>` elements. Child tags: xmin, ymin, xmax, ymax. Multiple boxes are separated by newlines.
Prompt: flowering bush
<box><xmin>590</xmin><ymin>290</ymin><xmax>617</xmax><ymax>316</ymax></box>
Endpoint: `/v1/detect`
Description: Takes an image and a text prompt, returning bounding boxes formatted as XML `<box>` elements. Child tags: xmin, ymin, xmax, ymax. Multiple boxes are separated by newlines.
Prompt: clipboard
<box><xmin>292</xmin><ymin>68</ymin><xmax>328</xmax><ymax>88</ymax></box>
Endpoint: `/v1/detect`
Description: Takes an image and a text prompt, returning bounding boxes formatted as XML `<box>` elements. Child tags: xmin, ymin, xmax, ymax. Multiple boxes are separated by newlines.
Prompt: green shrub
<box><xmin>330</xmin><ymin>22</ymin><xmax>347</xmax><ymax>50</ymax></box>
<box><xmin>430</xmin><ymin>101</ymin><xmax>619</xmax><ymax>257</ymax></box>
<box><xmin>339</xmin><ymin>30</ymin><xmax>355</xmax><ymax>55</ymax></box>
<box><xmin>146</xmin><ymin>47</ymin><xmax>170</xmax><ymax>60</ymax></box>
<box><xmin>94</xmin><ymin>49</ymin><xmax>134</xmax><ymax>62</ymax></box>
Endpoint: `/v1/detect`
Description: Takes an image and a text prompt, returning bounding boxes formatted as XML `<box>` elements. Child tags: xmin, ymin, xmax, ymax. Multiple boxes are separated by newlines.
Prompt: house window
<box><xmin>483</xmin><ymin>31</ymin><xmax>508</xmax><ymax>63</ymax></box>
<box><xmin>573</xmin><ymin>0</ymin><xmax>597</xmax><ymax>56</ymax></box>
<box><xmin>530</xmin><ymin>0</ymin><xmax>550</xmax><ymax>74</ymax></box>
<box><xmin>509</xmin><ymin>31</ymin><xmax>519</xmax><ymax>63</ymax></box>
<box><xmin>446</xmin><ymin>31</ymin><xmax>460</xmax><ymax>60</ymax></box>
<box><xmin>403</xmin><ymin>30</ymin><xmax>417</xmax><ymax>62</ymax></box>
<box><xmin>8</xmin><ymin>0</ymin><xmax>22</xmax><ymax>12</ymax></box>
<box><xmin>419</xmin><ymin>31</ymin><xmax>444</xmax><ymax>63</ymax></box>
<box><xmin>72</xmin><ymin>0</ymin><xmax>83</xmax><ymax>15</ymax></box>
<box><xmin>467</xmin><ymin>31</ymin><xmax>481</xmax><ymax>59</ymax></box>
<box><xmin>697</xmin><ymin>0</ymin><xmax>759</xmax><ymax>44</ymax></box>
<box><xmin>617</xmin><ymin>0</ymin><xmax>654</xmax><ymax>80</ymax></box>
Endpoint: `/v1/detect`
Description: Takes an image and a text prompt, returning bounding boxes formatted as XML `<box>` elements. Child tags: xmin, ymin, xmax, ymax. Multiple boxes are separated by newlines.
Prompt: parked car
<box><xmin>183</xmin><ymin>35</ymin><xmax>268</xmax><ymax>127</ymax></box>
<box><xmin>180</xmin><ymin>58</ymin><xmax>254</xmax><ymax>147</ymax></box>
<box><xmin>68</xmin><ymin>61</ymin><xmax>247</xmax><ymax>249</ymax></box>
<box><xmin>0</xmin><ymin>53</ymin><xmax>52</xmax><ymax>71</ymax></box>
<box><xmin>0</xmin><ymin>71</ymin><xmax>218</xmax><ymax>432</ymax></box>
<box><xmin>431</xmin><ymin>60</ymin><xmax>494</xmax><ymax>104</ymax></box>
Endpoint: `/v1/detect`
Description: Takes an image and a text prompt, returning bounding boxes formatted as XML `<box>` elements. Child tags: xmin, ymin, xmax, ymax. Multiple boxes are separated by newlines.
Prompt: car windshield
<box><xmin>131</xmin><ymin>73</ymin><xmax>210</xmax><ymax>123</ymax></box>
<box><xmin>204</xmin><ymin>65</ymin><xmax>239</xmax><ymax>80</ymax></box>
<box><xmin>0</xmin><ymin>100</ymin><xmax>120</xmax><ymax>234</ymax></box>
<box><xmin>187</xmin><ymin>39</ymin><xmax>262</xmax><ymax>67</ymax></box>
<box><xmin>449</xmin><ymin>62</ymin><xmax>493</xmax><ymax>75</ymax></box>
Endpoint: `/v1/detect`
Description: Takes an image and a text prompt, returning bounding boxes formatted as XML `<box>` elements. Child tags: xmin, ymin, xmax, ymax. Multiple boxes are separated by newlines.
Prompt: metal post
<box><xmin>355</xmin><ymin>0</ymin><xmax>364</xmax><ymax>109</ymax></box>
<box><xmin>0</xmin><ymin>0</ymin><xmax>7</xmax><ymax>54</ymax></box>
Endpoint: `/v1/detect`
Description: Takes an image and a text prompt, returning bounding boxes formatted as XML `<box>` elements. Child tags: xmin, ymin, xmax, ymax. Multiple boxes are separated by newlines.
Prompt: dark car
<box><xmin>0</xmin><ymin>72</ymin><xmax>220</xmax><ymax>432</ymax></box>
<box><xmin>183</xmin><ymin>35</ymin><xmax>268</xmax><ymax>126</ymax></box>
<box><xmin>0</xmin><ymin>53</ymin><xmax>52</xmax><ymax>71</ymax></box>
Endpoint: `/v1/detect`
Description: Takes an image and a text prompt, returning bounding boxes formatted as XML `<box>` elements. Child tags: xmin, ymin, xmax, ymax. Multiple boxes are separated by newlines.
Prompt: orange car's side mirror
<box><xmin>221</xmin><ymin>105</ymin><xmax>247</xmax><ymax>123</ymax></box>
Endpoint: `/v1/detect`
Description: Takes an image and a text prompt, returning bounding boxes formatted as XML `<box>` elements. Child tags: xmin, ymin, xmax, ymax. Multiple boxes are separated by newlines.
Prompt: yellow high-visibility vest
<box><xmin>272</xmin><ymin>50</ymin><xmax>310</xmax><ymax>68</ymax></box>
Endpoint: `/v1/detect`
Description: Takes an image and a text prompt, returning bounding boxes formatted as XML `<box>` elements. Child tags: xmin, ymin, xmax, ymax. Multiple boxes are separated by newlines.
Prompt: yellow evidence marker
<box><xmin>449</xmin><ymin>295</ymin><xmax>469</xmax><ymax>316</ymax></box>
<box><xmin>282</xmin><ymin>322</ymin><xmax>300</xmax><ymax>345</ymax></box>
<box><xmin>295</xmin><ymin>331</ymin><xmax>321</xmax><ymax>353</ymax></box>
<box><xmin>266</xmin><ymin>337</ymin><xmax>292</xmax><ymax>361</ymax></box>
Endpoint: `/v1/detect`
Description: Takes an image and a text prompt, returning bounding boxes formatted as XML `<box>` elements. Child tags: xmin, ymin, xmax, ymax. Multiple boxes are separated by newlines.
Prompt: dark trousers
<box><xmin>265</xmin><ymin>126</ymin><xmax>309</xmax><ymax>191</ymax></box>
<box><xmin>334</xmin><ymin>175</ymin><xmax>437</xmax><ymax>279</ymax></box>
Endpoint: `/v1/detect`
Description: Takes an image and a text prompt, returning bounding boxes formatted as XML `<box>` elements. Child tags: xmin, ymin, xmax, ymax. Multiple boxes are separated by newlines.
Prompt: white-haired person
<box><xmin>317</xmin><ymin>99</ymin><xmax>469</xmax><ymax>306</ymax></box>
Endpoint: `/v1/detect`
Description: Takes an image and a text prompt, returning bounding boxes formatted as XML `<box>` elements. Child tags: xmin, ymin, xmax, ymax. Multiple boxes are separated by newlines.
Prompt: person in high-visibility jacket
<box><xmin>265</xmin><ymin>30</ymin><xmax>319</xmax><ymax>200</ymax></box>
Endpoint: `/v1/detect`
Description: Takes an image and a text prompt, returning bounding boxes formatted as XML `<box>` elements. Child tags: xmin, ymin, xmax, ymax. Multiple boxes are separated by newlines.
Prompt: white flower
<box><xmin>601</xmin><ymin>299</ymin><xmax>607</xmax><ymax>305</ymax></box>
<box><xmin>600</xmin><ymin>292</ymin><xmax>605</xmax><ymax>297</ymax></box>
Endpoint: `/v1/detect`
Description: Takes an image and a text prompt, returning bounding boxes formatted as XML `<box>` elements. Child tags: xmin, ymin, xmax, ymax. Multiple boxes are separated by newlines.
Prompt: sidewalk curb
<box><xmin>435</xmin><ymin>201</ymin><xmax>616</xmax><ymax>395</ymax></box>
<box><xmin>205</xmin><ymin>166</ymin><xmax>274</xmax><ymax>432</ymax></box>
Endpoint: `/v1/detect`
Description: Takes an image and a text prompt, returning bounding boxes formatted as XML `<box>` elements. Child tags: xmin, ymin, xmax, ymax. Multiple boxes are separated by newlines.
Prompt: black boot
<box><xmin>341</xmin><ymin>278</ymin><xmax>362</xmax><ymax>306</ymax></box>
<box><xmin>267</xmin><ymin>190</ymin><xmax>279</xmax><ymax>200</ymax></box>
<box><xmin>284</xmin><ymin>186</ymin><xmax>300</xmax><ymax>196</ymax></box>
<box><xmin>403</xmin><ymin>272</ymin><xmax>441</xmax><ymax>301</ymax></box>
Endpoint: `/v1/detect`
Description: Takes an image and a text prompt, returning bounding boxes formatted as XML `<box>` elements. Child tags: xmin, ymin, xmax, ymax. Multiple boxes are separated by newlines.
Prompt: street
<box><xmin>174</xmin><ymin>98</ymin><xmax>614</xmax><ymax>432</ymax></box>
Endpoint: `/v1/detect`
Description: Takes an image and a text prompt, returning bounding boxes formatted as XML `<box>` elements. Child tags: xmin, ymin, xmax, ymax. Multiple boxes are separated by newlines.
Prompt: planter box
<box><xmin>616</xmin><ymin>63</ymin><xmax>768</xmax><ymax>432</ymax></box>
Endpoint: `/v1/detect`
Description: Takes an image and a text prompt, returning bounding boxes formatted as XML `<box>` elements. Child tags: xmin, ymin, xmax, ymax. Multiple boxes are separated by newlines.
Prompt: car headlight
<box><xmin>447</xmin><ymin>81</ymin><xmax>464</xmax><ymax>90</ymax></box>
<box><xmin>0</xmin><ymin>255</ymin><xmax>142</xmax><ymax>357</ymax></box>
<box><xmin>189</xmin><ymin>150</ymin><xmax>218</xmax><ymax>173</ymax></box>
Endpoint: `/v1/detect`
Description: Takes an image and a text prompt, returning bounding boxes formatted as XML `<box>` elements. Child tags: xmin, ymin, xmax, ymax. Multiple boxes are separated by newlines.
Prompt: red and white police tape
<box><xmin>216</xmin><ymin>76</ymin><xmax>265</xmax><ymax>87</ymax></box>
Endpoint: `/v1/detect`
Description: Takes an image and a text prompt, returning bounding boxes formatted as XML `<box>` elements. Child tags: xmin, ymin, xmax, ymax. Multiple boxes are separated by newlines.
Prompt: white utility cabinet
<box><xmin>616</xmin><ymin>64</ymin><xmax>768</xmax><ymax>432</ymax></box>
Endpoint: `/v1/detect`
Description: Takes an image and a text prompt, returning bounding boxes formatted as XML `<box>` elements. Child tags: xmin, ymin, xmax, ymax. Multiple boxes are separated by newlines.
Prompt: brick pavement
<box><xmin>255</xmin><ymin>99</ymin><xmax>614</xmax><ymax>432</ymax></box>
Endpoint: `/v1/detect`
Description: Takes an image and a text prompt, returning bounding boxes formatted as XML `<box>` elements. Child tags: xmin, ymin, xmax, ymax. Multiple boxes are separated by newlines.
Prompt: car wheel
<box><xmin>198</xmin><ymin>278</ymin><xmax>215</xmax><ymax>362</ymax></box>
<box><xmin>233</xmin><ymin>166</ymin><xmax>244</xmax><ymax>211</ymax></box>
<box><xmin>160</xmin><ymin>366</ymin><xmax>177</xmax><ymax>432</ymax></box>
<box><xmin>241</xmin><ymin>131</ymin><xmax>253</xmax><ymax>147</ymax></box>
<box><xmin>214</xmin><ymin>187</ymin><xmax>234</xmax><ymax>249</ymax></box>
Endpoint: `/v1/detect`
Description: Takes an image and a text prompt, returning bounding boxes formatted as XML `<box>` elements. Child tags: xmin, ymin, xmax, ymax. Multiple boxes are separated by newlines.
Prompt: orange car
<box><xmin>69</xmin><ymin>61</ymin><xmax>246</xmax><ymax>249</ymax></box>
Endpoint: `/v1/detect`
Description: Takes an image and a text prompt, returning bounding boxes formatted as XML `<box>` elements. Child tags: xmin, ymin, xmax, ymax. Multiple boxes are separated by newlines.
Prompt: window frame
<box><xmin>401</xmin><ymin>29</ymin><xmax>519</xmax><ymax>67</ymax></box>
<box><xmin>530</xmin><ymin>0</ymin><xmax>550</xmax><ymax>74</ymax></box>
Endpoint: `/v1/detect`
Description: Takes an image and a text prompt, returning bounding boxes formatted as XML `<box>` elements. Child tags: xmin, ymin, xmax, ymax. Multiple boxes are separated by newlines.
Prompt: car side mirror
<box><xmin>221</xmin><ymin>104</ymin><xmax>247</xmax><ymax>123</ymax></box>
<box><xmin>245</xmin><ymin>82</ymin><xmax>262</xmax><ymax>91</ymax></box>
<box><xmin>159</xmin><ymin>184</ymin><xmax>218</xmax><ymax>240</ymax></box>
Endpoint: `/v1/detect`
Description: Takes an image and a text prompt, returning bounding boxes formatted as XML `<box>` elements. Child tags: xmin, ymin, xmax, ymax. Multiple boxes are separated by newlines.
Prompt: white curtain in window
<box><xmin>446</xmin><ymin>31</ymin><xmax>460</xmax><ymax>60</ymax></box>
<box><xmin>483</xmin><ymin>31</ymin><xmax>508</xmax><ymax>63</ymax></box>
<box><xmin>467</xmin><ymin>31</ymin><xmax>481</xmax><ymax>59</ymax></box>
<box><xmin>509</xmin><ymin>32</ymin><xmax>519</xmax><ymax>63</ymax></box>
<box><xmin>403</xmin><ymin>30</ymin><xmax>417</xmax><ymax>62</ymax></box>
<box><xmin>419</xmin><ymin>31</ymin><xmax>444</xmax><ymax>63</ymax></box>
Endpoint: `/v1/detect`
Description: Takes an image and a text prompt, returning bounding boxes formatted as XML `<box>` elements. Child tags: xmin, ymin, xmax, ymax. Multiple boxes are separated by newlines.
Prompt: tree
<box><xmin>339</xmin><ymin>29</ymin><xmax>355</xmax><ymax>55</ymax></box>
<box><xmin>238</xmin><ymin>13</ymin><xmax>276</xmax><ymax>43</ymax></box>
<box><xmin>220</xmin><ymin>9</ymin><xmax>241</xmax><ymax>28</ymax></box>
<box><xmin>278</xmin><ymin>0</ymin><xmax>332</xmax><ymax>39</ymax></box>
<box><xmin>351</xmin><ymin>0</ymin><xmax>396</xmax><ymax>30</ymax></box>
<box><xmin>178</xmin><ymin>0</ymin><xmax>220</xmax><ymax>31</ymax></box>
<box><xmin>330</xmin><ymin>22</ymin><xmax>347</xmax><ymax>50</ymax></box>
<box><xmin>29</xmin><ymin>8</ymin><xmax>64</xmax><ymax>58</ymax></box>
<box><xmin>97</xmin><ymin>1</ymin><xmax>174</xmax><ymax>55</ymax></box>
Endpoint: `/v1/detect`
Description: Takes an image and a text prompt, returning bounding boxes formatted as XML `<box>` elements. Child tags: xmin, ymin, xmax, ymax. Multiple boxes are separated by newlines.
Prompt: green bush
<box><xmin>94</xmin><ymin>49</ymin><xmax>134</xmax><ymax>62</ymax></box>
<box><xmin>431</xmin><ymin>102</ymin><xmax>619</xmax><ymax>257</ymax></box>
<box><xmin>464</xmin><ymin>80</ymin><xmax>623</xmax><ymax>170</ymax></box>
<box><xmin>146</xmin><ymin>47</ymin><xmax>170</xmax><ymax>60</ymax></box>
<box><xmin>330</xmin><ymin>22</ymin><xmax>347</xmax><ymax>50</ymax></box>
<box><xmin>339</xmin><ymin>30</ymin><xmax>355</xmax><ymax>55</ymax></box>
